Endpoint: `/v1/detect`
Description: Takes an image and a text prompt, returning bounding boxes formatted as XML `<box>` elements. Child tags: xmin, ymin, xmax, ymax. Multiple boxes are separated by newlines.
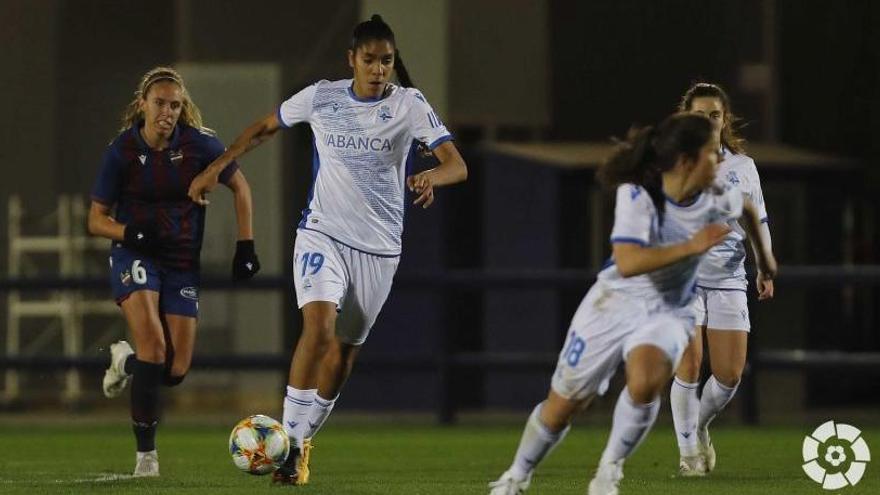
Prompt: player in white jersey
<box><xmin>669</xmin><ymin>83</ymin><xmax>775</xmax><ymax>477</ymax></box>
<box><xmin>488</xmin><ymin>113</ymin><xmax>776</xmax><ymax>495</ymax></box>
<box><xmin>187</xmin><ymin>15</ymin><xmax>468</xmax><ymax>485</ymax></box>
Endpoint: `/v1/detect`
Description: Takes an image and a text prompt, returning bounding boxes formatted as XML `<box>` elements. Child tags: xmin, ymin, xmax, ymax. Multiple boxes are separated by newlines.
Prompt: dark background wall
<box><xmin>1</xmin><ymin>0</ymin><xmax>878</xmax><ymax>412</ymax></box>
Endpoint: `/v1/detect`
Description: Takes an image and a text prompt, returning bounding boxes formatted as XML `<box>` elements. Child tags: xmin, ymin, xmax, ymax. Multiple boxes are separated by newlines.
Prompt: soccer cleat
<box><xmin>588</xmin><ymin>460</ymin><xmax>623</xmax><ymax>495</ymax></box>
<box><xmin>133</xmin><ymin>450</ymin><xmax>159</xmax><ymax>477</ymax></box>
<box><xmin>271</xmin><ymin>447</ymin><xmax>301</xmax><ymax>485</ymax></box>
<box><xmin>103</xmin><ymin>340</ymin><xmax>134</xmax><ymax>398</ymax></box>
<box><xmin>678</xmin><ymin>454</ymin><xmax>708</xmax><ymax>477</ymax></box>
<box><xmin>698</xmin><ymin>428</ymin><xmax>716</xmax><ymax>472</ymax></box>
<box><xmin>296</xmin><ymin>438</ymin><xmax>313</xmax><ymax>485</ymax></box>
<box><xmin>488</xmin><ymin>470</ymin><xmax>531</xmax><ymax>495</ymax></box>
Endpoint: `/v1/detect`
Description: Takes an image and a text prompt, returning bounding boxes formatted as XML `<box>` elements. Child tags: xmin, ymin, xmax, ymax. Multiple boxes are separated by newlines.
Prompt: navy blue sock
<box><xmin>130</xmin><ymin>360</ymin><xmax>164</xmax><ymax>452</ymax></box>
<box><xmin>123</xmin><ymin>354</ymin><xmax>136</xmax><ymax>375</ymax></box>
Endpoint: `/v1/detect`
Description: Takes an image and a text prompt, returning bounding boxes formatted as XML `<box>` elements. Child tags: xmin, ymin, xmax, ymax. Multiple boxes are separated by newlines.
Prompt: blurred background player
<box><xmin>89</xmin><ymin>66</ymin><xmax>260</xmax><ymax>477</ymax></box>
<box><xmin>187</xmin><ymin>15</ymin><xmax>468</xmax><ymax>485</ymax></box>
<box><xmin>669</xmin><ymin>82</ymin><xmax>775</xmax><ymax>476</ymax></box>
<box><xmin>488</xmin><ymin>113</ymin><xmax>777</xmax><ymax>495</ymax></box>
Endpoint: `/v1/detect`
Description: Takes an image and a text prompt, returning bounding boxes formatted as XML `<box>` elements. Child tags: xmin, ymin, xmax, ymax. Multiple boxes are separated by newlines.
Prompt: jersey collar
<box><xmin>347</xmin><ymin>80</ymin><xmax>395</xmax><ymax>103</ymax></box>
<box><xmin>132</xmin><ymin>120</ymin><xmax>182</xmax><ymax>151</ymax></box>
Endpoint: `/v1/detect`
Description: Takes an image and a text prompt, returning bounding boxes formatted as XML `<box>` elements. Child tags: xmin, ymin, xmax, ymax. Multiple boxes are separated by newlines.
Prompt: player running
<box><xmin>670</xmin><ymin>82</ymin><xmax>774</xmax><ymax>476</ymax></box>
<box><xmin>186</xmin><ymin>15</ymin><xmax>468</xmax><ymax>485</ymax></box>
<box><xmin>89</xmin><ymin>67</ymin><xmax>260</xmax><ymax>477</ymax></box>
<box><xmin>488</xmin><ymin>113</ymin><xmax>776</xmax><ymax>495</ymax></box>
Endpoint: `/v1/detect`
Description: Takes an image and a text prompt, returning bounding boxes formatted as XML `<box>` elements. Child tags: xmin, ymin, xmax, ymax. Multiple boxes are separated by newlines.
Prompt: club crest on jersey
<box><xmin>630</xmin><ymin>185</ymin><xmax>642</xmax><ymax>200</ymax></box>
<box><xmin>325</xmin><ymin>133</ymin><xmax>393</xmax><ymax>152</ymax></box>
<box><xmin>169</xmin><ymin>150</ymin><xmax>184</xmax><ymax>164</ymax></box>
<box><xmin>378</xmin><ymin>105</ymin><xmax>393</xmax><ymax>122</ymax></box>
<box><xmin>726</xmin><ymin>170</ymin><xmax>740</xmax><ymax>185</ymax></box>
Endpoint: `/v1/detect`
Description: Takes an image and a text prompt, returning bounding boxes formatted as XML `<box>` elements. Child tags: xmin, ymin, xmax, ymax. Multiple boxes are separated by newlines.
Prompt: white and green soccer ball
<box><xmin>228</xmin><ymin>415</ymin><xmax>290</xmax><ymax>475</ymax></box>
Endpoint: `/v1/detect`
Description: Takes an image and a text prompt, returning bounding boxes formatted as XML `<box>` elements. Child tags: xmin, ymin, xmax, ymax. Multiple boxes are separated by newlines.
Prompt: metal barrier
<box><xmin>1</xmin><ymin>265</ymin><xmax>879</xmax><ymax>423</ymax></box>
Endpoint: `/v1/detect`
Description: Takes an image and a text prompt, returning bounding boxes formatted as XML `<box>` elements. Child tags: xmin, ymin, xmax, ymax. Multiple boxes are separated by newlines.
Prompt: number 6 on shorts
<box><xmin>132</xmin><ymin>260</ymin><xmax>148</xmax><ymax>285</ymax></box>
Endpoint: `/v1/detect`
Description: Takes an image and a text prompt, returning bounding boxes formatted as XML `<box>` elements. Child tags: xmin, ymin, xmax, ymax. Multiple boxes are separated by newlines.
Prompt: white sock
<box><xmin>305</xmin><ymin>393</ymin><xmax>337</xmax><ymax>439</ymax></box>
<box><xmin>283</xmin><ymin>386</ymin><xmax>316</xmax><ymax>449</ymax></box>
<box><xmin>598</xmin><ymin>387</ymin><xmax>661</xmax><ymax>465</ymax></box>
<box><xmin>697</xmin><ymin>376</ymin><xmax>738</xmax><ymax>443</ymax></box>
<box><xmin>508</xmin><ymin>403</ymin><xmax>570</xmax><ymax>480</ymax></box>
<box><xmin>670</xmin><ymin>377</ymin><xmax>701</xmax><ymax>456</ymax></box>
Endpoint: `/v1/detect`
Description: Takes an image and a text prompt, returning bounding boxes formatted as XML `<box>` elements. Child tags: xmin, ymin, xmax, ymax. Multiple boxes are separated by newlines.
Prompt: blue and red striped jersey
<box><xmin>91</xmin><ymin>122</ymin><xmax>239</xmax><ymax>271</ymax></box>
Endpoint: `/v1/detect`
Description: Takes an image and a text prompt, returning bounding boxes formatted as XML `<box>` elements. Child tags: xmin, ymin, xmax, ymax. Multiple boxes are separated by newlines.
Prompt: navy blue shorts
<box><xmin>109</xmin><ymin>244</ymin><xmax>200</xmax><ymax>318</ymax></box>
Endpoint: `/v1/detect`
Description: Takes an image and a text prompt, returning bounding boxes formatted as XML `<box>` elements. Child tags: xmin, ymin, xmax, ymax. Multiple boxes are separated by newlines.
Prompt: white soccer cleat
<box><xmin>103</xmin><ymin>340</ymin><xmax>134</xmax><ymax>398</ymax></box>
<box><xmin>488</xmin><ymin>470</ymin><xmax>531</xmax><ymax>495</ymax></box>
<box><xmin>133</xmin><ymin>450</ymin><xmax>159</xmax><ymax>477</ymax></box>
<box><xmin>588</xmin><ymin>460</ymin><xmax>623</xmax><ymax>495</ymax></box>
<box><xmin>698</xmin><ymin>428</ymin><xmax>716</xmax><ymax>472</ymax></box>
<box><xmin>678</xmin><ymin>454</ymin><xmax>708</xmax><ymax>477</ymax></box>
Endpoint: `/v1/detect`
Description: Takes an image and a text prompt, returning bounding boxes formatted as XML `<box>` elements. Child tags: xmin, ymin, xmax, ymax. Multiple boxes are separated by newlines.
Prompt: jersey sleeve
<box><xmin>745</xmin><ymin>159</ymin><xmax>769</xmax><ymax>223</ymax></box>
<box><xmin>609</xmin><ymin>184</ymin><xmax>654</xmax><ymax>246</ymax></box>
<box><xmin>91</xmin><ymin>146</ymin><xmax>123</xmax><ymax>206</ymax></box>
<box><xmin>277</xmin><ymin>83</ymin><xmax>319</xmax><ymax>128</ymax></box>
<box><xmin>406</xmin><ymin>89</ymin><xmax>453</xmax><ymax>150</ymax></box>
<box><xmin>203</xmin><ymin>134</ymin><xmax>240</xmax><ymax>185</ymax></box>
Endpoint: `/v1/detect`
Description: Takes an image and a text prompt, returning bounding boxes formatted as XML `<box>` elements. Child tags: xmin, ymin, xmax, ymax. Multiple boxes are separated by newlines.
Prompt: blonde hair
<box><xmin>119</xmin><ymin>66</ymin><xmax>206</xmax><ymax>133</ymax></box>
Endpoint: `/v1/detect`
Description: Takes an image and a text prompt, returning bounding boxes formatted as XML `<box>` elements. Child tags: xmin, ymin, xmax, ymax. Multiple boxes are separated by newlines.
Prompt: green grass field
<box><xmin>1</xmin><ymin>421</ymin><xmax>876</xmax><ymax>494</ymax></box>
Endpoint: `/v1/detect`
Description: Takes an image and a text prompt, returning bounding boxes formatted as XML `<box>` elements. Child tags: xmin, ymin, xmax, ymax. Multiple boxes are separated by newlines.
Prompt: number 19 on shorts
<box><xmin>563</xmin><ymin>331</ymin><xmax>586</xmax><ymax>367</ymax></box>
<box><xmin>299</xmin><ymin>252</ymin><xmax>325</xmax><ymax>277</ymax></box>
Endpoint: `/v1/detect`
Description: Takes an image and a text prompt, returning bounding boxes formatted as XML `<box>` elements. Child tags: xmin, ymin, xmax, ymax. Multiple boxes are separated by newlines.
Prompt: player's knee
<box><xmin>712</xmin><ymin>368</ymin><xmax>742</xmax><ymax>388</ymax></box>
<box><xmin>676</xmin><ymin>353</ymin><xmax>702</xmax><ymax>382</ymax></box>
<box><xmin>138</xmin><ymin>339</ymin><xmax>166</xmax><ymax>364</ymax></box>
<box><xmin>627</xmin><ymin>374</ymin><xmax>664</xmax><ymax>403</ymax></box>
<box><xmin>163</xmin><ymin>372</ymin><xmax>186</xmax><ymax>387</ymax></box>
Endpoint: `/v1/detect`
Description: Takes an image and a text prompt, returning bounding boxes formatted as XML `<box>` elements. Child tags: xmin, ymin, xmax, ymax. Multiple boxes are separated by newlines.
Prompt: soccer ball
<box><xmin>228</xmin><ymin>414</ymin><xmax>290</xmax><ymax>475</ymax></box>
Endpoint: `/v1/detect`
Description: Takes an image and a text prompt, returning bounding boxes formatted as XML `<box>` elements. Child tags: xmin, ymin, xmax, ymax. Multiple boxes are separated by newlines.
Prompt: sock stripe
<box><xmin>673</xmin><ymin>377</ymin><xmax>700</xmax><ymax>389</ymax></box>
<box><xmin>314</xmin><ymin>395</ymin><xmax>335</xmax><ymax>407</ymax></box>
<box><xmin>710</xmin><ymin>376</ymin><xmax>738</xmax><ymax>392</ymax></box>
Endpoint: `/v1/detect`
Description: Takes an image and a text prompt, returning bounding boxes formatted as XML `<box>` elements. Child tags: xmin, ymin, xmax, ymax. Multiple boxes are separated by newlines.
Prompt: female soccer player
<box><xmin>89</xmin><ymin>66</ymin><xmax>260</xmax><ymax>477</ymax></box>
<box><xmin>187</xmin><ymin>15</ymin><xmax>467</xmax><ymax>485</ymax></box>
<box><xmin>488</xmin><ymin>113</ymin><xmax>776</xmax><ymax>495</ymax></box>
<box><xmin>670</xmin><ymin>82</ymin><xmax>774</xmax><ymax>476</ymax></box>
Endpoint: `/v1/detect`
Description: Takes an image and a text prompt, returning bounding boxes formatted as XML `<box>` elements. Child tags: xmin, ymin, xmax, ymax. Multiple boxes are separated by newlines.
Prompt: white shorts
<box><xmin>550</xmin><ymin>282</ymin><xmax>694</xmax><ymax>401</ymax></box>
<box><xmin>692</xmin><ymin>287</ymin><xmax>750</xmax><ymax>331</ymax></box>
<box><xmin>293</xmin><ymin>229</ymin><xmax>399</xmax><ymax>345</ymax></box>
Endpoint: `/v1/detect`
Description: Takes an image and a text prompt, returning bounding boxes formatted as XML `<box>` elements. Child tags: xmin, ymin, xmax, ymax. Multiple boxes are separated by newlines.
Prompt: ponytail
<box><xmin>599</xmin><ymin>126</ymin><xmax>666</xmax><ymax>222</ymax></box>
<box><xmin>394</xmin><ymin>49</ymin><xmax>414</xmax><ymax>88</ymax></box>
<box><xmin>599</xmin><ymin>113</ymin><xmax>715</xmax><ymax>224</ymax></box>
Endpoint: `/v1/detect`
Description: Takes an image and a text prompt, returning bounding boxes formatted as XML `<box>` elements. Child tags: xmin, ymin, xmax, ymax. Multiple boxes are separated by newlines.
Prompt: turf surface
<box><xmin>1</xmin><ymin>422</ymin><xmax>876</xmax><ymax>494</ymax></box>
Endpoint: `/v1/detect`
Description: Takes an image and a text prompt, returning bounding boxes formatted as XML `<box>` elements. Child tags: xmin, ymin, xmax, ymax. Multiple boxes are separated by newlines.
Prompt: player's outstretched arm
<box><xmin>406</xmin><ymin>141</ymin><xmax>468</xmax><ymax>208</ymax></box>
<box><xmin>613</xmin><ymin>223</ymin><xmax>731</xmax><ymax>278</ymax></box>
<box><xmin>188</xmin><ymin>112</ymin><xmax>283</xmax><ymax>205</ymax></box>
<box><xmin>738</xmin><ymin>198</ymin><xmax>778</xmax><ymax>285</ymax></box>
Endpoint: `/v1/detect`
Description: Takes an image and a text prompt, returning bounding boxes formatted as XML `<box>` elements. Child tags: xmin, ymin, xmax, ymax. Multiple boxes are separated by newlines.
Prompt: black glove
<box><xmin>123</xmin><ymin>223</ymin><xmax>160</xmax><ymax>255</ymax></box>
<box><xmin>232</xmin><ymin>240</ymin><xmax>261</xmax><ymax>281</ymax></box>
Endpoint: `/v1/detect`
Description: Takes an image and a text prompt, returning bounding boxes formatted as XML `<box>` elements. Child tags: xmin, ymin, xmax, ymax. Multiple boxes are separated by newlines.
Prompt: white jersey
<box><xmin>278</xmin><ymin>79</ymin><xmax>452</xmax><ymax>256</ymax></box>
<box><xmin>598</xmin><ymin>183</ymin><xmax>744</xmax><ymax>309</ymax></box>
<box><xmin>697</xmin><ymin>149</ymin><xmax>769</xmax><ymax>290</ymax></box>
